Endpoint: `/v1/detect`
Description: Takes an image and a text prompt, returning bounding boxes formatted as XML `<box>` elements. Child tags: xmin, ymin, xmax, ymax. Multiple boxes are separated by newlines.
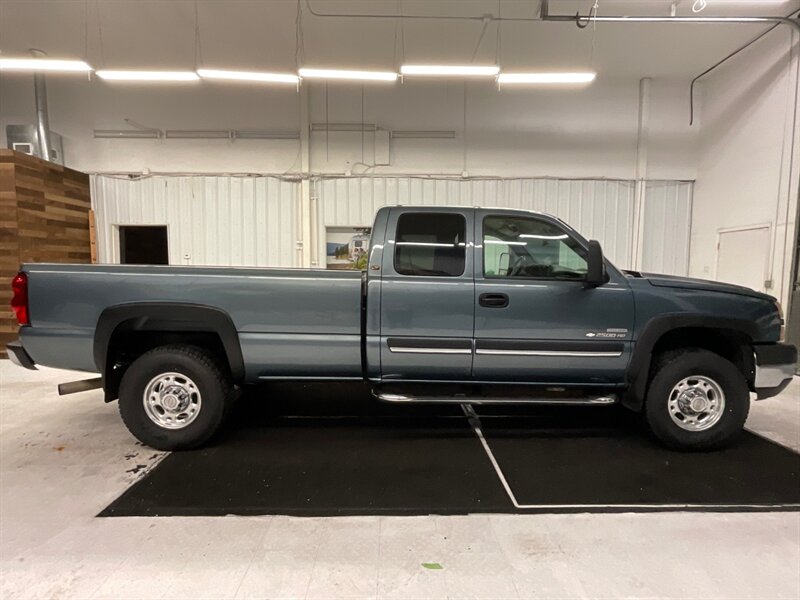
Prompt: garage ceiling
<box><xmin>0</xmin><ymin>0</ymin><xmax>798</xmax><ymax>79</ymax></box>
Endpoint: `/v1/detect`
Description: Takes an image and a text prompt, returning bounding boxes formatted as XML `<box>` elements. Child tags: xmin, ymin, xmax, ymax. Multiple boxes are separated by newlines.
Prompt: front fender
<box><xmin>624</xmin><ymin>314</ymin><xmax>758</xmax><ymax>411</ymax></box>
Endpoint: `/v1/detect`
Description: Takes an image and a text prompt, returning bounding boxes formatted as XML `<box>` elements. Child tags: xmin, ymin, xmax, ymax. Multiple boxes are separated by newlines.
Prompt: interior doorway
<box><xmin>119</xmin><ymin>225</ymin><xmax>169</xmax><ymax>265</ymax></box>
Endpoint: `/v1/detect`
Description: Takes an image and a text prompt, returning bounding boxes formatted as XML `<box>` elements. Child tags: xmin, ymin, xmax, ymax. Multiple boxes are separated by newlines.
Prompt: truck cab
<box><xmin>367</xmin><ymin>206</ymin><xmax>632</xmax><ymax>388</ymax></box>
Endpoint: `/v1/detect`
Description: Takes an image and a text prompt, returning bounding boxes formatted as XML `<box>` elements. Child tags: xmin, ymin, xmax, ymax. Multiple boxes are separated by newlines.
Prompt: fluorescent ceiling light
<box><xmin>298</xmin><ymin>68</ymin><xmax>398</xmax><ymax>82</ymax></box>
<box><xmin>96</xmin><ymin>70</ymin><xmax>199</xmax><ymax>81</ymax></box>
<box><xmin>401</xmin><ymin>65</ymin><xmax>500</xmax><ymax>77</ymax></box>
<box><xmin>485</xmin><ymin>240</ymin><xmax>527</xmax><ymax>246</ymax></box>
<box><xmin>519</xmin><ymin>233</ymin><xmax>569</xmax><ymax>240</ymax></box>
<box><xmin>395</xmin><ymin>242</ymin><xmax>465</xmax><ymax>247</ymax></box>
<box><xmin>497</xmin><ymin>72</ymin><xmax>597</xmax><ymax>85</ymax></box>
<box><xmin>197</xmin><ymin>69</ymin><xmax>298</xmax><ymax>84</ymax></box>
<box><xmin>0</xmin><ymin>58</ymin><xmax>92</xmax><ymax>72</ymax></box>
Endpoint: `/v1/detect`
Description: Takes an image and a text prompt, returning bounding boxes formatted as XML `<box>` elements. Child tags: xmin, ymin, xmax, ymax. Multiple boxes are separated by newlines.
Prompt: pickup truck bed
<box><xmin>22</xmin><ymin>264</ymin><xmax>364</xmax><ymax>380</ymax></box>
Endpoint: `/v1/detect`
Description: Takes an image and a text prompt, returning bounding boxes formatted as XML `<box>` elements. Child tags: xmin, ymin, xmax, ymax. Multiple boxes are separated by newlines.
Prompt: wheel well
<box><xmin>649</xmin><ymin>327</ymin><xmax>754</xmax><ymax>385</ymax></box>
<box><xmin>103</xmin><ymin>327</ymin><xmax>230</xmax><ymax>402</ymax></box>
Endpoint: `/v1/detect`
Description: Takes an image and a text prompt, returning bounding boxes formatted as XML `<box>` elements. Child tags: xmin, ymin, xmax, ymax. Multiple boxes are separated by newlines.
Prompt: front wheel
<box><xmin>118</xmin><ymin>344</ymin><xmax>233</xmax><ymax>450</ymax></box>
<box><xmin>644</xmin><ymin>349</ymin><xmax>750</xmax><ymax>451</ymax></box>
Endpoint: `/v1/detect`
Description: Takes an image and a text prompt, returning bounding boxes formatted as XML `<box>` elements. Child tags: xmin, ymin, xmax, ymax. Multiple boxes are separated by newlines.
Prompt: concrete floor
<box><xmin>1</xmin><ymin>360</ymin><xmax>798</xmax><ymax>600</ymax></box>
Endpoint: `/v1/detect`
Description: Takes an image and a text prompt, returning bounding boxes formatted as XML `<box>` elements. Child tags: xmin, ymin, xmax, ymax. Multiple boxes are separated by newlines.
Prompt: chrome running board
<box><xmin>373</xmin><ymin>390</ymin><xmax>617</xmax><ymax>406</ymax></box>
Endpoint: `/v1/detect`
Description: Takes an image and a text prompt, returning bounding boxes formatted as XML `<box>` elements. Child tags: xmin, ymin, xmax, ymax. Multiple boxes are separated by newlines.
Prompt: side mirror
<box><xmin>585</xmin><ymin>240</ymin><xmax>606</xmax><ymax>288</ymax></box>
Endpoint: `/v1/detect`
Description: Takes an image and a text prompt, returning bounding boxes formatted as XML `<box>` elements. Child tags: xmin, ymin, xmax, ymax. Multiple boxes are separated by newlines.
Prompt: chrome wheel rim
<box><xmin>668</xmin><ymin>375</ymin><xmax>725</xmax><ymax>432</ymax></box>
<box><xmin>142</xmin><ymin>372</ymin><xmax>202</xmax><ymax>429</ymax></box>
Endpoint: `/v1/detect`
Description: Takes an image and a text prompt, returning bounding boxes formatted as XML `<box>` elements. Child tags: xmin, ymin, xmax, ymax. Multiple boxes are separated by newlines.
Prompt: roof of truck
<box><xmin>390</xmin><ymin>205</ymin><xmax>555</xmax><ymax>217</ymax></box>
<box><xmin>387</xmin><ymin>205</ymin><xmax>571</xmax><ymax>228</ymax></box>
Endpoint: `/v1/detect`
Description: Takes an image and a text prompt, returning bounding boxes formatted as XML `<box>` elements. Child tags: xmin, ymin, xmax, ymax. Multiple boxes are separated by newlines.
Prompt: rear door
<box><xmin>472</xmin><ymin>209</ymin><xmax>634</xmax><ymax>384</ymax></box>
<box><xmin>379</xmin><ymin>208</ymin><xmax>475</xmax><ymax>381</ymax></box>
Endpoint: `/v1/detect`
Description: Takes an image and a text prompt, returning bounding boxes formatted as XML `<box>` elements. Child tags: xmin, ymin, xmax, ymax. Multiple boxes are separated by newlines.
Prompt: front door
<box><xmin>472</xmin><ymin>210</ymin><xmax>634</xmax><ymax>385</ymax></box>
<box><xmin>379</xmin><ymin>208</ymin><xmax>475</xmax><ymax>381</ymax></box>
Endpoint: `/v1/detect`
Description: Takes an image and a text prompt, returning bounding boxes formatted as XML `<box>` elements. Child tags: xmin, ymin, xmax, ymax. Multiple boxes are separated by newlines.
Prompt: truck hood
<box><xmin>625</xmin><ymin>271</ymin><xmax>775</xmax><ymax>301</ymax></box>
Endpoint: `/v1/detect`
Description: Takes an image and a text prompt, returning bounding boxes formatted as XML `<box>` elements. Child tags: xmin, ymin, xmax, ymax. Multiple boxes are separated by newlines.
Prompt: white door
<box><xmin>716</xmin><ymin>226</ymin><xmax>770</xmax><ymax>292</ymax></box>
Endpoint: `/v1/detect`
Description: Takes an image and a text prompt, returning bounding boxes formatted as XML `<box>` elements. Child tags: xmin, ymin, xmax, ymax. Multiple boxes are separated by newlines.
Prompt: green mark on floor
<box><xmin>421</xmin><ymin>562</ymin><xmax>443</xmax><ymax>570</ymax></box>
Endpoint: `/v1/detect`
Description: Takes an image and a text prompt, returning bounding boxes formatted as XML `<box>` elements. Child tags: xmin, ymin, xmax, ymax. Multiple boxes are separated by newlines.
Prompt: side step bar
<box><xmin>58</xmin><ymin>377</ymin><xmax>103</xmax><ymax>396</ymax></box>
<box><xmin>374</xmin><ymin>390</ymin><xmax>617</xmax><ymax>405</ymax></box>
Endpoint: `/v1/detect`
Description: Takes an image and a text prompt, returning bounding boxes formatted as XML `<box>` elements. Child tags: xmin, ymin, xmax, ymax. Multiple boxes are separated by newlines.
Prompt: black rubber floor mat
<box><xmin>101</xmin><ymin>384</ymin><xmax>510</xmax><ymax>516</ymax></box>
<box><xmin>101</xmin><ymin>384</ymin><xmax>800</xmax><ymax>516</ymax></box>
<box><xmin>480</xmin><ymin>415</ymin><xmax>800</xmax><ymax>512</ymax></box>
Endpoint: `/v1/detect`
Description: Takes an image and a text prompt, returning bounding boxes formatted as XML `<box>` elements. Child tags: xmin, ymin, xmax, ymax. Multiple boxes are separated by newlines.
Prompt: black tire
<box><xmin>118</xmin><ymin>344</ymin><xmax>233</xmax><ymax>450</ymax></box>
<box><xmin>644</xmin><ymin>348</ymin><xmax>750</xmax><ymax>451</ymax></box>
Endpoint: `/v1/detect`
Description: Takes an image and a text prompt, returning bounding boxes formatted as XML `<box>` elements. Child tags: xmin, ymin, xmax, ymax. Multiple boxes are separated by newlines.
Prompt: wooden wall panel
<box><xmin>0</xmin><ymin>150</ymin><xmax>91</xmax><ymax>358</ymax></box>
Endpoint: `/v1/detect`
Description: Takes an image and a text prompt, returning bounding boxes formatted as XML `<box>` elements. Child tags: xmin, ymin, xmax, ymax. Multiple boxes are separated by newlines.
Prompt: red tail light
<box><xmin>11</xmin><ymin>272</ymin><xmax>29</xmax><ymax>326</ymax></box>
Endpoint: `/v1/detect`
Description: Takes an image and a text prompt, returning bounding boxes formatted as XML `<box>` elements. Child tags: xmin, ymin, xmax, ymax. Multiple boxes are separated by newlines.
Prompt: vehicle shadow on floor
<box><xmin>225</xmin><ymin>381</ymin><xmax>641</xmax><ymax>433</ymax></box>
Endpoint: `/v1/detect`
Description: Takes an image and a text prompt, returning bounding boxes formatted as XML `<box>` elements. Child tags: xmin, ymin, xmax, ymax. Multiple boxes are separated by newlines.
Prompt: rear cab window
<box><xmin>394</xmin><ymin>212</ymin><xmax>467</xmax><ymax>277</ymax></box>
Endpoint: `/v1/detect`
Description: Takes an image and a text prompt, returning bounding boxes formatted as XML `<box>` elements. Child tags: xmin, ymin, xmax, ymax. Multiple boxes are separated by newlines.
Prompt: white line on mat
<box><xmin>460</xmin><ymin>403</ymin><xmax>800</xmax><ymax>512</ymax></box>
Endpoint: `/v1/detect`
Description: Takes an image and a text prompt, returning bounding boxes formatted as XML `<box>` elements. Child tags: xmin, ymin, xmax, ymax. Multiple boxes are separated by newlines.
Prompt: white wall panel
<box><xmin>641</xmin><ymin>181</ymin><xmax>693</xmax><ymax>275</ymax></box>
<box><xmin>92</xmin><ymin>175</ymin><xmax>298</xmax><ymax>267</ymax></box>
<box><xmin>692</xmin><ymin>30</ymin><xmax>798</xmax><ymax>307</ymax></box>
<box><xmin>316</xmin><ymin>177</ymin><xmax>639</xmax><ymax>270</ymax></box>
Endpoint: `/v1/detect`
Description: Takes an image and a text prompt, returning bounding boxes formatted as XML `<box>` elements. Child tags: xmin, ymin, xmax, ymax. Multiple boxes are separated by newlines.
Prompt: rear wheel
<box><xmin>644</xmin><ymin>349</ymin><xmax>750</xmax><ymax>451</ymax></box>
<box><xmin>118</xmin><ymin>344</ymin><xmax>232</xmax><ymax>450</ymax></box>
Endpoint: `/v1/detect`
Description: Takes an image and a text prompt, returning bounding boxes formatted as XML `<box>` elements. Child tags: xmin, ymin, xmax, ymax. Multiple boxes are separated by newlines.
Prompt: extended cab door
<box><xmin>379</xmin><ymin>207</ymin><xmax>475</xmax><ymax>381</ymax></box>
<box><xmin>472</xmin><ymin>209</ymin><xmax>634</xmax><ymax>384</ymax></box>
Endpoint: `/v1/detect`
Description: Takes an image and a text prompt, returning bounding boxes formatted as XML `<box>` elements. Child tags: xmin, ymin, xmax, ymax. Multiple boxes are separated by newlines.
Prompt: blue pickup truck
<box><xmin>7</xmin><ymin>206</ymin><xmax>796</xmax><ymax>451</ymax></box>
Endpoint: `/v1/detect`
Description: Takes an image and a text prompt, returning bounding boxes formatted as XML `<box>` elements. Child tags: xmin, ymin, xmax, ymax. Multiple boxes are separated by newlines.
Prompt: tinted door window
<box><xmin>394</xmin><ymin>213</ymin><xmax>466</xmax><ymax>277</ymax></box>
<box><xmin>483</xmin><ymin>215</ymin><xmax>586</xmax><ymax>280</ymax></box>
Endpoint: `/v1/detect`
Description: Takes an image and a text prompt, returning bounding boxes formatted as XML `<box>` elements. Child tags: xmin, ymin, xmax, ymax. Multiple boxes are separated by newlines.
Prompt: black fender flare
<box><xmin>94</xmin><ymin>302</ymin><xmax>245</xmax><ymax>382</ymax></box>
<box><xmin>624</xmin><ymin>314</ymin><xmax>757</xmax><ymax>411</ymax></box>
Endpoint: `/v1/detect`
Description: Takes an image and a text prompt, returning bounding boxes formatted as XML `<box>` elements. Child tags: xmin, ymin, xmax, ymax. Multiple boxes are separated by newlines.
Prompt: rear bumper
<box><xmin>754</xmin><ymin>343</ymin><xmax>796</xmax><ymax>399</ymax></box>
<box><xmin>6</xmin><ymin>340</ymin><xmax>37</xmax><ymax>370</ymax></box>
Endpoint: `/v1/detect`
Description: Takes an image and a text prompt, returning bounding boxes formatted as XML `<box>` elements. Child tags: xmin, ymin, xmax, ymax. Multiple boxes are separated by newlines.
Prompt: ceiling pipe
<box><xmin>305</xmin><ymin>0</ymin><xmax>551</xmax><ymax>23</ymax></box>
<box><xmin>540</xmin><ymin>0</ymin><xmax>800</xmax><ymax>31</ymax></box>
<box><xmin>538</xmin><ymin>2</ymin><xmax>800</xmax><ymax>128</ymax></box>
<box><xmin>306</xmin><ymin>0</ymin><xmax>799</xmax><ymax>29</ymax></box>
<box><xmin>29</xmin><ymin>48</ymin><xmax>53</xmax><ymax>163</ymax></box>
<box><xmin>305</xmin><ymin>0</ymin><xmax>487</xmax><ymax>21</ymax></box>
<box><xmin>689</xmin><ymin>8</ymin><xmax>800</xmax><ymax>125</ymax></box>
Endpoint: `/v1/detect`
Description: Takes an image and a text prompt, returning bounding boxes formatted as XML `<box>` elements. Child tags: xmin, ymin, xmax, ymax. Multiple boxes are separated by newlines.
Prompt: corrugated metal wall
<box><xmin>316</xmin><ymin>177</ymin><xmax>692</xmax><ymax>273</ymax></box>
<box><xmin>92</xmin><ymin>175</ymin><xmax>692</xmax><ymax>275</ymax></box>
<box><xmin>91</xmin><ymin>176</ymin><xmax>298</xmax><ymax>267</ymax></box>
<box><xmin>641</xmin><ymin>181</ymin><xmax>693</xmax><ymax>275</ymax></box>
